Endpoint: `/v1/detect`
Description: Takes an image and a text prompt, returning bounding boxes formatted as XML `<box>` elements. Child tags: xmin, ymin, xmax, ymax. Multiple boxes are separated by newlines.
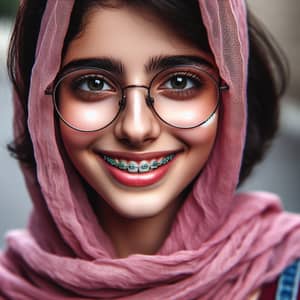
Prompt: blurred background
<box><xmin>0</xmin><ymin>1</ymin><xmax>299</xmax><ymax>248</ymax></box>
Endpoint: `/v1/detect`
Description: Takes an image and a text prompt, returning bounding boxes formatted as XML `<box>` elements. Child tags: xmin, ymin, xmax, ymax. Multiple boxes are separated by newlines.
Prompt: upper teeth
<box><xmin>103</xmin><ymin>154</ymin><xmax>175</xmax><ymax>173</ymax></box>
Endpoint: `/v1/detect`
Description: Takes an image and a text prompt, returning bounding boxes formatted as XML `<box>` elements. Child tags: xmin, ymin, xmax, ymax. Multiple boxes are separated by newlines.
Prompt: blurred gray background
<box><xmin>0</xmin><ymin>1</ymin><xmax>299</xmax><ymax>248</ymax></box>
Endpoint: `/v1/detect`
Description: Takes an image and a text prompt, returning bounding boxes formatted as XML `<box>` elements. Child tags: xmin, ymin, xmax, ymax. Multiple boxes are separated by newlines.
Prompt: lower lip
<box><xmin>100</xmin><ymin>156</ymin><xmax>176</xmax><ymax>187</ymax></box>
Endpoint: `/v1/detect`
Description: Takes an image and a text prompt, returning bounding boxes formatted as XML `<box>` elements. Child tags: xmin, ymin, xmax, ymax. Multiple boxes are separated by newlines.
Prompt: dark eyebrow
<box><xmin>145</xmin><ymin>55</ymin><xmax>215</xmax><ymax>73</ymax></box>
<box><xmin>59</xmin><ymin>55</ymin><xmax>214</xmax><ymax>78</ymax></box>
<box><xmin>60</xmin><ymin>57</ymin><xmax>124</xmax><ymax>75</ymax></box>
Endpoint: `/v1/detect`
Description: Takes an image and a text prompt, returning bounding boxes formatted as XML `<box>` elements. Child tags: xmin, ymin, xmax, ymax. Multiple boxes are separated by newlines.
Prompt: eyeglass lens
<box><xmin>53</xmin><ymin>66</ymin><xmax>219</xmax><ymax>131</ymax></box>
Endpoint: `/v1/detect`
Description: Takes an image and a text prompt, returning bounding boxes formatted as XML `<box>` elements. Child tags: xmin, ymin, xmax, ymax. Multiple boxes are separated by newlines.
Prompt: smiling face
<box><xmin>59</xmin><ymin>5</ymin><xmax>219</xmax><ymax>219</ymax></box>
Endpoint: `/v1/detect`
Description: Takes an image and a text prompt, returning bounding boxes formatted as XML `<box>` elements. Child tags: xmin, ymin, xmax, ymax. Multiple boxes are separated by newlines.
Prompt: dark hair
<box><xmin>7</xmin><ymin>0</ymin><xmax>288</xmax><ymax>185</ymax></box>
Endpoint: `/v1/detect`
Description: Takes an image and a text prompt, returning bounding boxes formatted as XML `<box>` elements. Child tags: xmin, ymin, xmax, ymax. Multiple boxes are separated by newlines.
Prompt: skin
<box><xmin>60</xmin><ymin>5</ymin><xmax>219</xmax><ymax>258</ymax></box>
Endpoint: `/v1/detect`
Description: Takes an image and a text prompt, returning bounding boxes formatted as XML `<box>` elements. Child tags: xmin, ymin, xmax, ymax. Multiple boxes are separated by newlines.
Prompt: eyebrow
<box><xmin>145</xmin><ymin>55</ymin><xmax>214</xmax><ymax>73</ymax></box>
<box><xmin>60</xmin><ymin>55</ymin><xmax>214</xmax><ymax>76</ymax></box>
<box><xmin>61</xmin><ymin>57</ymin><xmax>124</xmax><ymax>75</ymax></box>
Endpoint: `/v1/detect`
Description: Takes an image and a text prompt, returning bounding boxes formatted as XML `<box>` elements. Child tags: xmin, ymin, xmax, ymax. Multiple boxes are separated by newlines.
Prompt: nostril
<box><xmin>118</xmin><ymin>136</ymin><xmax>156</xmax><ymax>149</ymax></box>
<box><xmin>114</xmin><ymin>109</ymin><xmax>161</xmax><ymax>147</ymax></box>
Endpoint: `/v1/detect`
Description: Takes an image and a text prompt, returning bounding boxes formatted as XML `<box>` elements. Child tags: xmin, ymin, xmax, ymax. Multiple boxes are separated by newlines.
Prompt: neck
<box><xmin>93</xmin><ymin>195</ymin><xmax>182</xmax><ymax>258</ymax></box>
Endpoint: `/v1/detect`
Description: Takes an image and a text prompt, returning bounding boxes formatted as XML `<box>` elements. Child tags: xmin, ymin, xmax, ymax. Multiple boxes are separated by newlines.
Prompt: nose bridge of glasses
<box><xmin>123</xmin><ymin>84</ymin><xmax>149</xmax><ymax>93</ymax></box>
<box><xmin>122</xmin><ymin>84</ymin><xmax>152</xmax><ymax>105</ymax></box>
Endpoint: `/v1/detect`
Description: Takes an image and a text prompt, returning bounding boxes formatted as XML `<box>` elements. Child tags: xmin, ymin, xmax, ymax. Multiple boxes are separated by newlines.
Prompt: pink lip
<box><xmin>98</xmin><ymin>152</ymin><xmax>179</xmax><ymax>187</ymax></box>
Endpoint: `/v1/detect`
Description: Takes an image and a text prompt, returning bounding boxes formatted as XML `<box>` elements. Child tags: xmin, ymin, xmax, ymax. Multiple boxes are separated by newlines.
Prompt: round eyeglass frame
<box><xmin>45</xmin><ymin>65</ymin><xmax>229</xmax><ymax>132</ymax></box>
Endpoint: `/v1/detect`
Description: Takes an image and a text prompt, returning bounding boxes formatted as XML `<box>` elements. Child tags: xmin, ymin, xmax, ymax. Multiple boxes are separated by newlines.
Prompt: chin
<box><xmin>96</xmin><ymin>187</ymin><xmax>180</xmax><ymax>220</ymax></box>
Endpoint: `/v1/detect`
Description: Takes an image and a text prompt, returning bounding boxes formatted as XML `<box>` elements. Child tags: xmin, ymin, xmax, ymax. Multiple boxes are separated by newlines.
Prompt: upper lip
<box><xmin>95</xmin><ymin>150</ymin><xmax>181</xmax><ymax>161</ymax></box>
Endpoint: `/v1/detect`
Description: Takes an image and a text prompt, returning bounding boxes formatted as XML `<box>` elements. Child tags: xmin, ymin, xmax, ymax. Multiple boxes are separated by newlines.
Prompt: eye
<box><xmin>75</xmin><ymin>75</ymin><xmax>113</xmax><ymax>92</ymax></box>
<box><xmin>162</xmin><ymin>74</ymin><xmax>201</xmax><ymax>90</ymax></box>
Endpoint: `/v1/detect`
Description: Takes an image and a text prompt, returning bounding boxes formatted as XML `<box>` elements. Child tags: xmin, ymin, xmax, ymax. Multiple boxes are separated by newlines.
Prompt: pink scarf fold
<box><xmin>1</xmin><ymin>1</ymin><xmax>300</xmax><ymax>299</ymax></box>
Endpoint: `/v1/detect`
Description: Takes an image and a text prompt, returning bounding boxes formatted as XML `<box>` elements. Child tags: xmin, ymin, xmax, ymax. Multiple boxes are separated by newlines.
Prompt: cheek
<box><xmin>59</xmin><ymin>123</ymin><xmax>97</xmax><ymax>151</ymax></box>
<box><xmin>59</xmin><ymin>124</ymin><xmax>100</xmax><ymax>178</ymax></box>
<box><xmin>174</xmin><ymin>113</ymin><xmax>219</xmax><ymax>149</ymax></box>
<box><xmin>58</xmin><ymin>123</ymin><xmax>103</xmax><ymax>177</ymax></box>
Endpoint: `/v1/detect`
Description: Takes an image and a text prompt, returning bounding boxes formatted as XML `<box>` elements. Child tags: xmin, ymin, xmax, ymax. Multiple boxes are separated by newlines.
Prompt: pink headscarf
<box><xmin>1</xmin><ymin>1</ymin><xmax>300</xmax><ymax>299</ymax></box>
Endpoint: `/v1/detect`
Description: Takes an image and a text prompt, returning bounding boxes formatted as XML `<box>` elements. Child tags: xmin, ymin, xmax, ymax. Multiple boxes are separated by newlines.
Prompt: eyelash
<box><xmin>159</xmin><ymin>72</ymin><xmax>204</xmax><ymax>100</ymax></box>
<box><xmin>164</xmin><ymin>71</ymin><xmax>202</xmax><ymax>86</ymax></box>
<box><xmin>72</xmin><ymin>74</ymin><xmax>113</xmax><ymax>92</ymax></box>
<box><xmin>68</xmin><ymin>70</ymin><xmax>205</xmax><ymax>101</ymax></box>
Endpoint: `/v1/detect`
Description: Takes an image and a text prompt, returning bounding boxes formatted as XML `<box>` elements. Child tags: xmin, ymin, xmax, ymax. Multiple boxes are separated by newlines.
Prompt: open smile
<box><xmin>102</xmin><ymin>154</ymin><xmax>176</xmax><ymax>174</ymax></box>
<box><xmin>97</xmin><ymin>151</ymin><xmax>179</xmax><ymax>187</ymax></box>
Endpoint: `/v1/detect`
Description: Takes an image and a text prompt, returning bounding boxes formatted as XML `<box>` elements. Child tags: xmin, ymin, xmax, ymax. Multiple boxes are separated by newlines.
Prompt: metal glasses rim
<box><xmin>46</xmin><ymin>65</ymin><xmax>228</xmax><ymax>131</ymax></box>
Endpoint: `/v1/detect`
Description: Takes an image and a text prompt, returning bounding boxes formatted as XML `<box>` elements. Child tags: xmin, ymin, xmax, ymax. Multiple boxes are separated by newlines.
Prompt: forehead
<box><xmin>63</xmin><ymin>6</ymin><xmax>213</xmax><ymax>70</ymax></box>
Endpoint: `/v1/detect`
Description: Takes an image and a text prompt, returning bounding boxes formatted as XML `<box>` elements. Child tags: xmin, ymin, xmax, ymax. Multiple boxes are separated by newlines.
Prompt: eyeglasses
<box><xmin>45</xmin><ymin>65</ymin><xmax>228</xmax><ymax>132</ymax></box>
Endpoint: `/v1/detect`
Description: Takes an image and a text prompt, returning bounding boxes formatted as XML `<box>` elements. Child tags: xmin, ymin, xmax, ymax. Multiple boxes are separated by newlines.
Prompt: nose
<box><xmin>114</xmin><ymin>86</ymin><xmax>161</xmax><ymax>147</ymax></box>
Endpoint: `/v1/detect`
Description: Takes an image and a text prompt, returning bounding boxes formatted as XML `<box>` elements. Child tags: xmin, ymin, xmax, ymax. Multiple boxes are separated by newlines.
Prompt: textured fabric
<box><xmin>1</xmin><ymin>0</ymin><xmax>300</xmax><ymax>299</ymax></box>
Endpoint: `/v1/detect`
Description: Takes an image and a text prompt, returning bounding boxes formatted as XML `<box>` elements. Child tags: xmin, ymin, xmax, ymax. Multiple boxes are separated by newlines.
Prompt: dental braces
<box><xmin>103</xmin><ymin>154</ymin><xmax>175</xmax><ymax>173</ymax></box>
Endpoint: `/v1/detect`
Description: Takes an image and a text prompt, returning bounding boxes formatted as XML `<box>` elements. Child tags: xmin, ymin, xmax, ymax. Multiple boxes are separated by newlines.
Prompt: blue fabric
<box><xmin>276</xmin><ymin>260</ymin><xmax>300</xmax><ymax>300</ymax></box>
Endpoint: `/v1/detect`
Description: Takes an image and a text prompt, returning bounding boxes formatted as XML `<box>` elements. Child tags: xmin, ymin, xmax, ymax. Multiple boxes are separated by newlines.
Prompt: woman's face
<box><xmin>60</xmin><ymin>6</ymin><xmax>219</xmax><ymax>218</ymax></box>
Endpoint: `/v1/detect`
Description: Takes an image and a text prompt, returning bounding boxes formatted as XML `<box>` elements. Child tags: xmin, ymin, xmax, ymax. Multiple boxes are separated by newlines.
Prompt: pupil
<box><xmin>88</xmin><ymin>78</ymin><xmax>103</xmax><ymax>90</ymax></box>
<box><xmin>171</xmin><ymin>76</ymin><xmax>187</xmax><ymax>89</ymax></box>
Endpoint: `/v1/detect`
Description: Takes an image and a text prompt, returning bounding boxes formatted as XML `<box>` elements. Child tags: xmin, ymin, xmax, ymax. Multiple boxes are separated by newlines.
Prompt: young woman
<box><xmin>1</xmin><ymin>1</ymin><xmax>300</xmax><ymax>299</ymax></box>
